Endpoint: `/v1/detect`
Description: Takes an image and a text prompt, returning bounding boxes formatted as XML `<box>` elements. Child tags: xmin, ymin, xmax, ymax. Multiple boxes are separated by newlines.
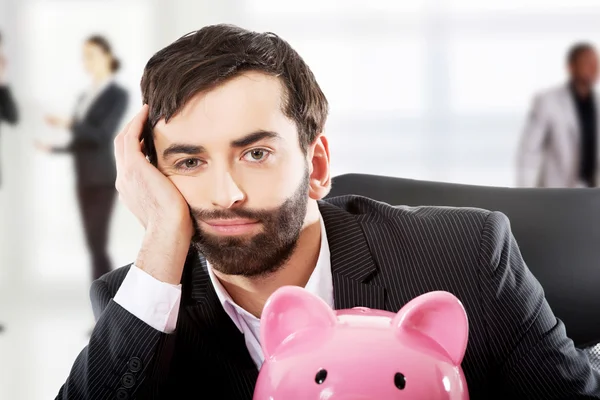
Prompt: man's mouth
<box><xmin>201</xmin><ymin>219</ymin><xmax>261</xmax><ymax>235</ymax></box>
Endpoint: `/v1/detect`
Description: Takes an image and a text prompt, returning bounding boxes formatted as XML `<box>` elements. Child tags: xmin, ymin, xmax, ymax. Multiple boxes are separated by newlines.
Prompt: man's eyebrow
<box><xmin>162</xmin><ymin>144</ymin><xmax>206</xmax><ymax>159</ymax></box>
<box><xmin>230</xmin><ymin>130</ymin><xmax>281</xmax><ymax>148</ymax></box>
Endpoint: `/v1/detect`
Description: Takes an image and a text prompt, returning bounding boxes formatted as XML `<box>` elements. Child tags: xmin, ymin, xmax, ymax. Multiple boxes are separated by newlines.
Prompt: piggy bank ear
<box><xmin>260</xmin><ymin>285</ymin><xmax>336</xmax><ymax>359</ymax></box>
<box><xmin>392</xmin><ymin>291</ymin><xmax>468</xmax><ymax>365</ymax></box>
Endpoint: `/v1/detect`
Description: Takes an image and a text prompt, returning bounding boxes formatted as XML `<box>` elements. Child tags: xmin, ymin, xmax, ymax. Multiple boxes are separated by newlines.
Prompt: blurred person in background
<box><xmin>517</xmin><ymin>42</ymin><xmax>600</xmax><ymax>188</ymax></box>
<box><xmin>0</xmin><ymin>31</ymin><xmax>19</xmax><ymax>188</ymax></box>
<box><xmin>36</xmin><ymin>35</ymin><xmax>128</xmax><ymax>282</ymax></box>
<box><xmin>0</xmin><ymin>30</ymin><xmax>19</xmax><ymax>335</ymax></box>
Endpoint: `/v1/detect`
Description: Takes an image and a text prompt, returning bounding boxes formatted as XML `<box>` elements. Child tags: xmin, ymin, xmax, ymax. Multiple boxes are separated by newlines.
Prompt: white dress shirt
<box><xmin>73</xmin><ymin>76</ymin><xmax>113</xmax><ymax>121</ymax></box>
<box><xmin>113</xmin><ymin>212</ymin><xmax>333</xmax><ymax>370</ymax></box>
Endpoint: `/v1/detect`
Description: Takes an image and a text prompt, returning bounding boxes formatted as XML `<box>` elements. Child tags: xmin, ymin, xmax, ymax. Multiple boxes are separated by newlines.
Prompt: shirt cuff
<box><xmin>113</xmin><ymin>264</ymin><xmax>182</xmax><ymax>333</ymax></box>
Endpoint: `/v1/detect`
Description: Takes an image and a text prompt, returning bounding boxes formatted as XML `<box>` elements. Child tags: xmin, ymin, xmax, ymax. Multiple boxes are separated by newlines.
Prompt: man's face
<box><xmin>153</xmin><ymin>72</ymin><xmax>314</xmax><ymax>277</ymax></box>
<box><xmin>570</xmin><ymin>49</ymin><xmax>599</xmax><ymax>88</ymax></box>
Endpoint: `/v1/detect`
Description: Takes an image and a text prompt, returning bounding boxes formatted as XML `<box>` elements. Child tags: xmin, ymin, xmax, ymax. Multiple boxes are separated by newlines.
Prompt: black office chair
<box><xmin>327</xmin><ymin>173</ymin><xmax>600</xmax><ymax>369</ymax></box>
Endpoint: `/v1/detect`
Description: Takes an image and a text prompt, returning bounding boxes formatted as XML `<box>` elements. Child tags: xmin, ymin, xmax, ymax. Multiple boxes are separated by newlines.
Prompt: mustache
<box><xmin>189</xmin><ymin>206</ymin><xmax>275</xmax><ymax>221</ymax></box>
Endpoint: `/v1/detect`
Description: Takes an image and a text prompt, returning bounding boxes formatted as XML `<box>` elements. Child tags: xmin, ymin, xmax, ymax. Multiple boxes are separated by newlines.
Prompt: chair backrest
<box><xmin>327</xmin><ymin>173</ymin><xmax>600</xmax><ymax>349</ymax></box>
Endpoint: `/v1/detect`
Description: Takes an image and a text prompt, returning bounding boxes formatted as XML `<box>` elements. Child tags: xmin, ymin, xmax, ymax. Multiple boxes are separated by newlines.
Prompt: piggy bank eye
<box><xmin>394</xmin><ymin>372</ymin><xmax>406</xmax><ymax>390</ymax></box>
<box><xmin>315</xmin><ymin>369</ymin><xmax>328</xmax><ymax>384</ymax></box>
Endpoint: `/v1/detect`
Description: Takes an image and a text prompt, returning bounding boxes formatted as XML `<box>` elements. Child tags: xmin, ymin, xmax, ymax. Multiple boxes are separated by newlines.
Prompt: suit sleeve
<box><xmin>53</xmin><ymin>89</ymin><xmax>128</xmax><ymax>153</ymax></box>
<box><xmin>478</xmin><ymin>211</ymin><xmax>600</xmax><ymax>399</ymax></box>
<box><xmin>516</xmin><ymin>94</ymin><xmax>549</xmax><ymax>187</ymax></box>
<box><xmin>0</xmin><ymin>85</ymin><xmax>18</xmax><ymax>124</ymax></box>
<box><xmin>56</xmin><ymin>270</ymin><xmax>176</xmax><ymax>400</ymax></box>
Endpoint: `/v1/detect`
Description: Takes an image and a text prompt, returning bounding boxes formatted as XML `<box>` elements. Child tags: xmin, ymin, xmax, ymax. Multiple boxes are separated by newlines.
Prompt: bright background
<box><xmin>1</xmin><ymin>0</ymin><xmax>599</xmax><ymax>398</ymax></box>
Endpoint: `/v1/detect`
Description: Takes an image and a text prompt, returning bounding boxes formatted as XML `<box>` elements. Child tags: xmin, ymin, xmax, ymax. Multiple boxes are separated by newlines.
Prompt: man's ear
<box><xmin>308</xmin><ymin>134</ymin><xmax>331</xmax><ymax>200</ymax></box>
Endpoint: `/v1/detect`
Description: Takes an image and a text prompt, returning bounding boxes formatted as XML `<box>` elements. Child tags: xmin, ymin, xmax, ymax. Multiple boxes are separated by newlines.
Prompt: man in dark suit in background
<box><xmin>57</xmin><ymin>25</ymin><xmax>600</xmax><ymax>399</ymax></box>
<box><xmin>0</xmin><ymin>31</ymin><xmax>19</xmax><ymax>188</ymax></box>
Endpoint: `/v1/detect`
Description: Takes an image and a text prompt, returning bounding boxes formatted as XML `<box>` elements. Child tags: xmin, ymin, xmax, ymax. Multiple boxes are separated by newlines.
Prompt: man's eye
<box><xmin>185</xmin><ymin>159</ymin><xmax>199</xmax><ymax>168</ymax></box>
<box><xmin>243</xmin><ymin>149</ymin><xmax>271</xmax><ymax>162</ymax></box>
<box><xmin>250</xmin><ymin>150</ymin><xmax>265</xmax><ymax>160</ymax></box>
<box><xmin>176</xmin><ymin>158</ymin><xmax>201</xmax><ymax>170</ymax></box>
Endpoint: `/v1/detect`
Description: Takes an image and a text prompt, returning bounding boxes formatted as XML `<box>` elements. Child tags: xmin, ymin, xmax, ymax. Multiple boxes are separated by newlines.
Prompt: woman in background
<box><xmin>37</xmin><ymin>35</ymin><xmax>128</xmax><ymax>282</ymax></box>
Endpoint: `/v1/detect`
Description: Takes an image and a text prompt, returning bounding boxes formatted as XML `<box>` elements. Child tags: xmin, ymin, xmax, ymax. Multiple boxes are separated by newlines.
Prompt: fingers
<box><xmin>114</xmin><ymin>119</ymin><xmax>131</xmax><ymax>186</ymax></box>
<box><xmin>115</xmin><ymin>105</ymin><xmax>149</xmax><ymax>186</ymax></box>
<box><xmin>123</xmin><ymin>104</ymin><xmax>150</xmax><ymax>166</ymax></box>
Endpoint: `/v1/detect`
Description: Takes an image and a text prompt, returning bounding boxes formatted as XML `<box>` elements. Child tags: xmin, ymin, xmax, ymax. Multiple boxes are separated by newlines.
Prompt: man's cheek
<box><xmin>245</xmin><ymin>183</ymin><xmax>292</xmax><ymax>209</ymax></box>
<box><xmin>169</xmin><ymin>176</ymin><xmax>203</xmax><ymax>205</ymax></box>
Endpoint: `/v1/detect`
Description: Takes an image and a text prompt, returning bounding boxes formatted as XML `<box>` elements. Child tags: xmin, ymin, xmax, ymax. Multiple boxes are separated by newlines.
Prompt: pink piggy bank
<box><xmin>254</xmin><ymin>286</ymin><xmax>469</xmax><ymax>400</ymax></box>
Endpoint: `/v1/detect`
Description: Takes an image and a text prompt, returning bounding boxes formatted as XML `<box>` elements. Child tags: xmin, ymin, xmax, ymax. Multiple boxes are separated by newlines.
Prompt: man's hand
<box><xmin>45</xmin><ymin>115</ymin><xmax>72</xmax><ymax>129</ymax></box>
<box><xmin>114</xmin><ymin>104</ymin><xmax>193</xmax><ymax>285</ymax></box>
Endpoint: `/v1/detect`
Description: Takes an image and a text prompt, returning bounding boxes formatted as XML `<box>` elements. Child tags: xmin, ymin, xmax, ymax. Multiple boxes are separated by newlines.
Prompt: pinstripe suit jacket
<box><xmin>57</xmin><ymin>195</ymin><xmax>600</xmax><ymax>400</ymax></box>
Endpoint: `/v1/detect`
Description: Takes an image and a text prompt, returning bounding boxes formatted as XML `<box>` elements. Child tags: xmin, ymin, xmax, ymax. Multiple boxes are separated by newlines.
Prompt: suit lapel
<box><xmin>318</xmin><ymin>200</ymin><xmax>386</xmax><ymax>310</ymax></box>
<box><xmin>182</xmin><ymin>250</ymin><xmax>258</xmax><ymax>396</ymax></box>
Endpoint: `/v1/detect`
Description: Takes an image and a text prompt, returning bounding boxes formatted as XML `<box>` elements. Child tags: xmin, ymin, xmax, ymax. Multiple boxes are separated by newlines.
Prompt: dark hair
<box><xmin>567</xmin><ymin>42</ymin><xmax>595</xmax><ymax>65</ymax></box>
<box><xmin>87</xmin><ymin>35</ymin><xmax>120</xmax><ymax>72</ymax></box>
<box><xmin>140</xmin><ymin>24</ymin><xmax>328</xmax><ymax>162</ymax></box>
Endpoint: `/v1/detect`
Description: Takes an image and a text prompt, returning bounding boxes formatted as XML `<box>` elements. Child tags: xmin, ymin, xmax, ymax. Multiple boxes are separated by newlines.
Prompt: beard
<box><xmin>190</xmin><ymin>169</ymin><xmax>310</xmax><ymax>278</ymax></box>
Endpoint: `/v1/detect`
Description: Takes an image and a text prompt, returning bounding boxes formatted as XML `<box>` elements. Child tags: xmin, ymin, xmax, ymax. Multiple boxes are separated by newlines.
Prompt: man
<box><xmin>0</xmin><ymin>31</ymin><xmax>18</xmax><ymax>187</ymax></box>
<box><xmin>58</xmin><ymin>25</ymin><xmax>600</xmax><ymax>399</ymax></box>
<box><xmin>517</xmin><ymin>42</ymin><xmax>600</xmax><ymax>188</ymax></box>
